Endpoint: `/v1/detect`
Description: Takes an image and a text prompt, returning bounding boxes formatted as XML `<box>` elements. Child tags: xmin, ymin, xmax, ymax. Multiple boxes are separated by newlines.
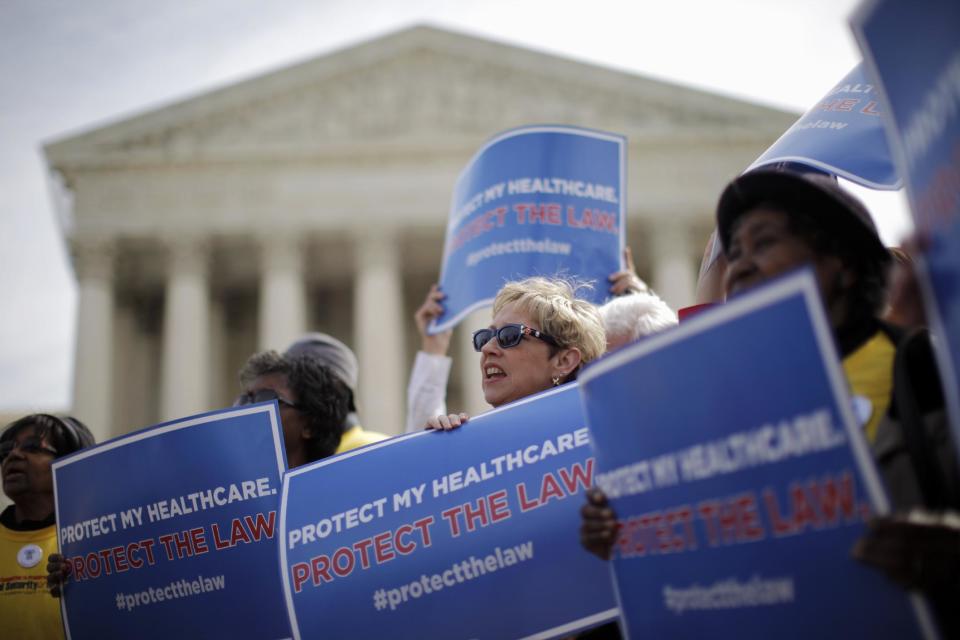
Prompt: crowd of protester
<box><xmin>3</xmin><ymin>165</ymin><xmax>958</xmax><ymax>638</ymax></box>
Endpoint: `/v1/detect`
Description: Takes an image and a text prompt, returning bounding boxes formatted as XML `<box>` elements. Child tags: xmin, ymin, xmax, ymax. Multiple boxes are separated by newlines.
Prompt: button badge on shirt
<box><xmin>851</xmin><ymin>395</ymin><xmax>874</xmax><ymax>428</ymax></box>
<box><xmin>17</xmin><ymin>543</ymin><xmax>43</xmax><ymax>568</ymax></box>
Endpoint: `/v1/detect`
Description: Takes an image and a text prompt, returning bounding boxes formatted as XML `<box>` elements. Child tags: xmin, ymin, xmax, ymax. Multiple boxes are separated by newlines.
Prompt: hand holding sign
<box><xmin>46</xmin><ymin>553</ymin><xmax>69</xmax><ymax>598</ymax></box>
<box><xmin>414</xmin><ymin>284</ymin><xmax>452</xmax><ymax>355</ymax></box>
<box><xmin>580</xmin><ymin>488</ymin><xmax>617</xmax><ymax>561</ymax></box>
<box><xmin>853</xmin><ymin>512</ymin><xmax>960</xmax><ymax>593</ymax></box>
<box><xmin>608</xmin><ymin>247</ymin><xmax>649</xmax><ymax>296</ymax></box>
<box><xmin>426</xmin><ymin>412</ymin><xmax>469</xmax><ymax>431</ymax></box>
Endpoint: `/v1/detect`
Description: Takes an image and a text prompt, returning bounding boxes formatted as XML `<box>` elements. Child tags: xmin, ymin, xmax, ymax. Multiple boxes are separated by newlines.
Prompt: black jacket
<box><xmin>868</xmin><ymin>323</ymin><xmax>960</xmax><ymax>511</ymax></box>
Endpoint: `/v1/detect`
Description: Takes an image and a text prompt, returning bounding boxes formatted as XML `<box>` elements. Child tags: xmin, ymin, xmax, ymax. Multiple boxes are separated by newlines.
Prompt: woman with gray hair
<box><xmin>428</xmin><ymin>276</ymin><xmax>605</xmax><ymax>429</ymax></box>
<box><xmin>599</xmin><ymin>290</ymin><xmax>677</xmax><ymax>352</ymax></box>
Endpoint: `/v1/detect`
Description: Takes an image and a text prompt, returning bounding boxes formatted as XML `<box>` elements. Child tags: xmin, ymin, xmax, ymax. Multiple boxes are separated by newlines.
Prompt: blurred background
<box><xmin>0</xmin><ymin>0</ymin><xmax>912</xmax><ymax>442</ymax></box>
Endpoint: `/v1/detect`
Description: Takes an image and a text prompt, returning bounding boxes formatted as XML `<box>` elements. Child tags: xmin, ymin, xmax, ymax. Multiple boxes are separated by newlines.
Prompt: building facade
<box><xmin>45</xmin><ymin>26</ymin><xmax>796</xmax><ymax>444</ymax></box>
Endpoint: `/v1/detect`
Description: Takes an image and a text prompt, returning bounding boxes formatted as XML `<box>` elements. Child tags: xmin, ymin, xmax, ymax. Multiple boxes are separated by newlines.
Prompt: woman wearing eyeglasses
<box><xmin>1</xmin><ymin>414</ymin><xmax>95</xmax><ymax>639</ymax></box>
<box><xmin>235</xmin><ymin>351</ymin><xmax>351</xmax><ymax>469</ymax></box>
<box><xmin>427</xmin><ymin>276</ymin><xmax>606</xmax><ymax>430</ymax></box>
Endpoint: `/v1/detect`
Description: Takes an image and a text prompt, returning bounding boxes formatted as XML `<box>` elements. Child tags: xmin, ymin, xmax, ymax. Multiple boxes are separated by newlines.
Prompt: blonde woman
<box><xmin>428</xmin><ymin>276</ymin><xmax>605</xmax><ymax>429</ymax></box>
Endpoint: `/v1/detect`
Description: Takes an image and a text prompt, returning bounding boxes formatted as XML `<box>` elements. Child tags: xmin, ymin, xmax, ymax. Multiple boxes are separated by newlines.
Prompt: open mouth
<box><xmin>483</xmin><ymin>365</ymin><xmax>506</xmax><ymax>380</ymax></box>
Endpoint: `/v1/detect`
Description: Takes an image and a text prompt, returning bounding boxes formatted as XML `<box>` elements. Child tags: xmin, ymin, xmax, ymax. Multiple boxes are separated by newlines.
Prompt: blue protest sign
<box><xmin>431</xmin><ymin>125</ymin><xmax>625</xmax><ymax>333</ymax></box>
<box><xmin>749</xmin><ymin>63</ymin><xmax>900</xmax><ymax>190</ymax></box>
<box><xmin>853</xmin><ymin>0</ymin><xmax>960</xmax><ymax>447</ymax></box>
<box><xmin>52</xmin><ymin>404</ymin><xmax>290</xmax><ymax>640</ymax></box>
<box><xmin>279</xmin><ymin>384</ymin><xmax>618</xmax><ymax>639</ymax></box>
<box><xmin>578</xmin><ymin>270</ymin><xmax>935</xmax><ymax>639</ymax></box>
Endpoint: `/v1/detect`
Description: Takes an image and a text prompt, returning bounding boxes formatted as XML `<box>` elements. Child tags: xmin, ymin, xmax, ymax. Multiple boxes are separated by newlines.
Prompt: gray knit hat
<box><xmin>284</xmin><ymin>333</ymin><xmax>359</xmax><ymax>396</ymax></box>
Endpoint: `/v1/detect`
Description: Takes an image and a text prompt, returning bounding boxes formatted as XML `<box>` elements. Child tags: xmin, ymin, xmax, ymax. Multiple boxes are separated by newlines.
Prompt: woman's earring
<box><xmin>552</xmin><ymin>376</ymin><xmax>561</xmax><ymax>386</ymax></box>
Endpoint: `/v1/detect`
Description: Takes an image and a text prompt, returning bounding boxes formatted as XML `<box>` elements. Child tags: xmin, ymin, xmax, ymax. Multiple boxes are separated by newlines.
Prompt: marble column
<box><xmin>159</xmin><ymin>238</ymin><xmax>210</xmax><ymax>421</ymax></box>
<box><xmin>353</xmin><ymin>232</ymin><xmax>405</xmax><ymax>435</ymax></box>
<box><xmin>71</xmin><ymin>238</ymin><xmax>115</xmax><ymax>444</ymax></box>
<box><xmin>457</xmin><ymin>308</ymin><xmax>491</xmax><ymax>416</ymax></box>
<box><xmin>258</xmin><ymin>234</ymin><xmax>307</xmax><ymax>351</ymax></box>
<box><xmin>651</xmin><ymin>221</ymin><xmax>697</xmax><ymax>311</ymax></box>
<box><xmin>208</xmin><ymin>294</ymin><xmax>228</xmax><ymax>409</ymax></box>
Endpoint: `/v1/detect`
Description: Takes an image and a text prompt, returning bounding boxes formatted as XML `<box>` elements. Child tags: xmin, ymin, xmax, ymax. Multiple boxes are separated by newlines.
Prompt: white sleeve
<box><xmin>405</xmin><ymin>351</ymin><xmax>452</xmax><ymax>434</ymax></box>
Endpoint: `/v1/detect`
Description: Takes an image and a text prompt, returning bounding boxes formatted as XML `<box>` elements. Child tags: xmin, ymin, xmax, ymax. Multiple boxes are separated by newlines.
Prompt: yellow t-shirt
<box><xmin>0</xmin><ymin>522</ymin><xmax>63</xmax><ymax>639</ymax></box>
<box><xmin>842</xmin><ymin>330</ymin><xmax>896</xmax><ymax>443</ymax></box>
<box><xmin>335</xmin><ymin>424</ymin><xmax>389</xmax><ymax>454</ymax></box>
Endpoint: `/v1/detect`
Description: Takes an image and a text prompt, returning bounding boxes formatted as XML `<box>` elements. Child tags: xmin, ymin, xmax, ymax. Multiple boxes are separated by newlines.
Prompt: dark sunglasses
<box><xmin>0</xmin><ymin>437</ymin><xmax>58</xmax><ymax>462</ymax></box>
<box><xmin>235</xmin><ymin>389</ymin><xmax>301</xmax><ymax>411</ymax></box>
<box><xmin>472</xmin><ymin>323</ymin><xmax>560</xmax><ymax>352</ymax></box>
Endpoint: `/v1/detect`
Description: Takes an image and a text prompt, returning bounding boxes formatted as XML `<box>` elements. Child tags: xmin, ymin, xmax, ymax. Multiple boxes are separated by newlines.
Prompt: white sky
<box><xmin>0</xmin><ymin>0</ymin><xmax>912</xmax><ymax>412</ymax></box>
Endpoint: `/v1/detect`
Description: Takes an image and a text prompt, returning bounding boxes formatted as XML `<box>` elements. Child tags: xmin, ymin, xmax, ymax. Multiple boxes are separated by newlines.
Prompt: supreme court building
<box><xmin>45</xmin><ymin>26</ymin><xmax>796</xmax><ymax>444</ymax></box>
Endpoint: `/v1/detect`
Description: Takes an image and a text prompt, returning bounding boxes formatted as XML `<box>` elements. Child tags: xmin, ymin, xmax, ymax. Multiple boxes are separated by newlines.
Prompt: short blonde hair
<box><xmin>493</xmin><ymin>277</ymin><xmax>606</xmax><ymax>368</ymax></box>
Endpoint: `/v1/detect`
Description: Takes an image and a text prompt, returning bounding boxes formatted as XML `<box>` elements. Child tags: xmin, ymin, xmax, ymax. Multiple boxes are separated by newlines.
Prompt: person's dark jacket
<box><xmin>869</xmin><ymin>322</ymin><xmax>960</xmax><ymax>637</ymax></box>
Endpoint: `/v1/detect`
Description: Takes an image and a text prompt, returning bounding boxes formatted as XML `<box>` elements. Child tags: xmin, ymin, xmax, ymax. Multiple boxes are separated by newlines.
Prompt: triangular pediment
<box><xmin>46</xmin><ymin>25</ymin><xmax>796</xmax><ymax>168</ymax></box>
